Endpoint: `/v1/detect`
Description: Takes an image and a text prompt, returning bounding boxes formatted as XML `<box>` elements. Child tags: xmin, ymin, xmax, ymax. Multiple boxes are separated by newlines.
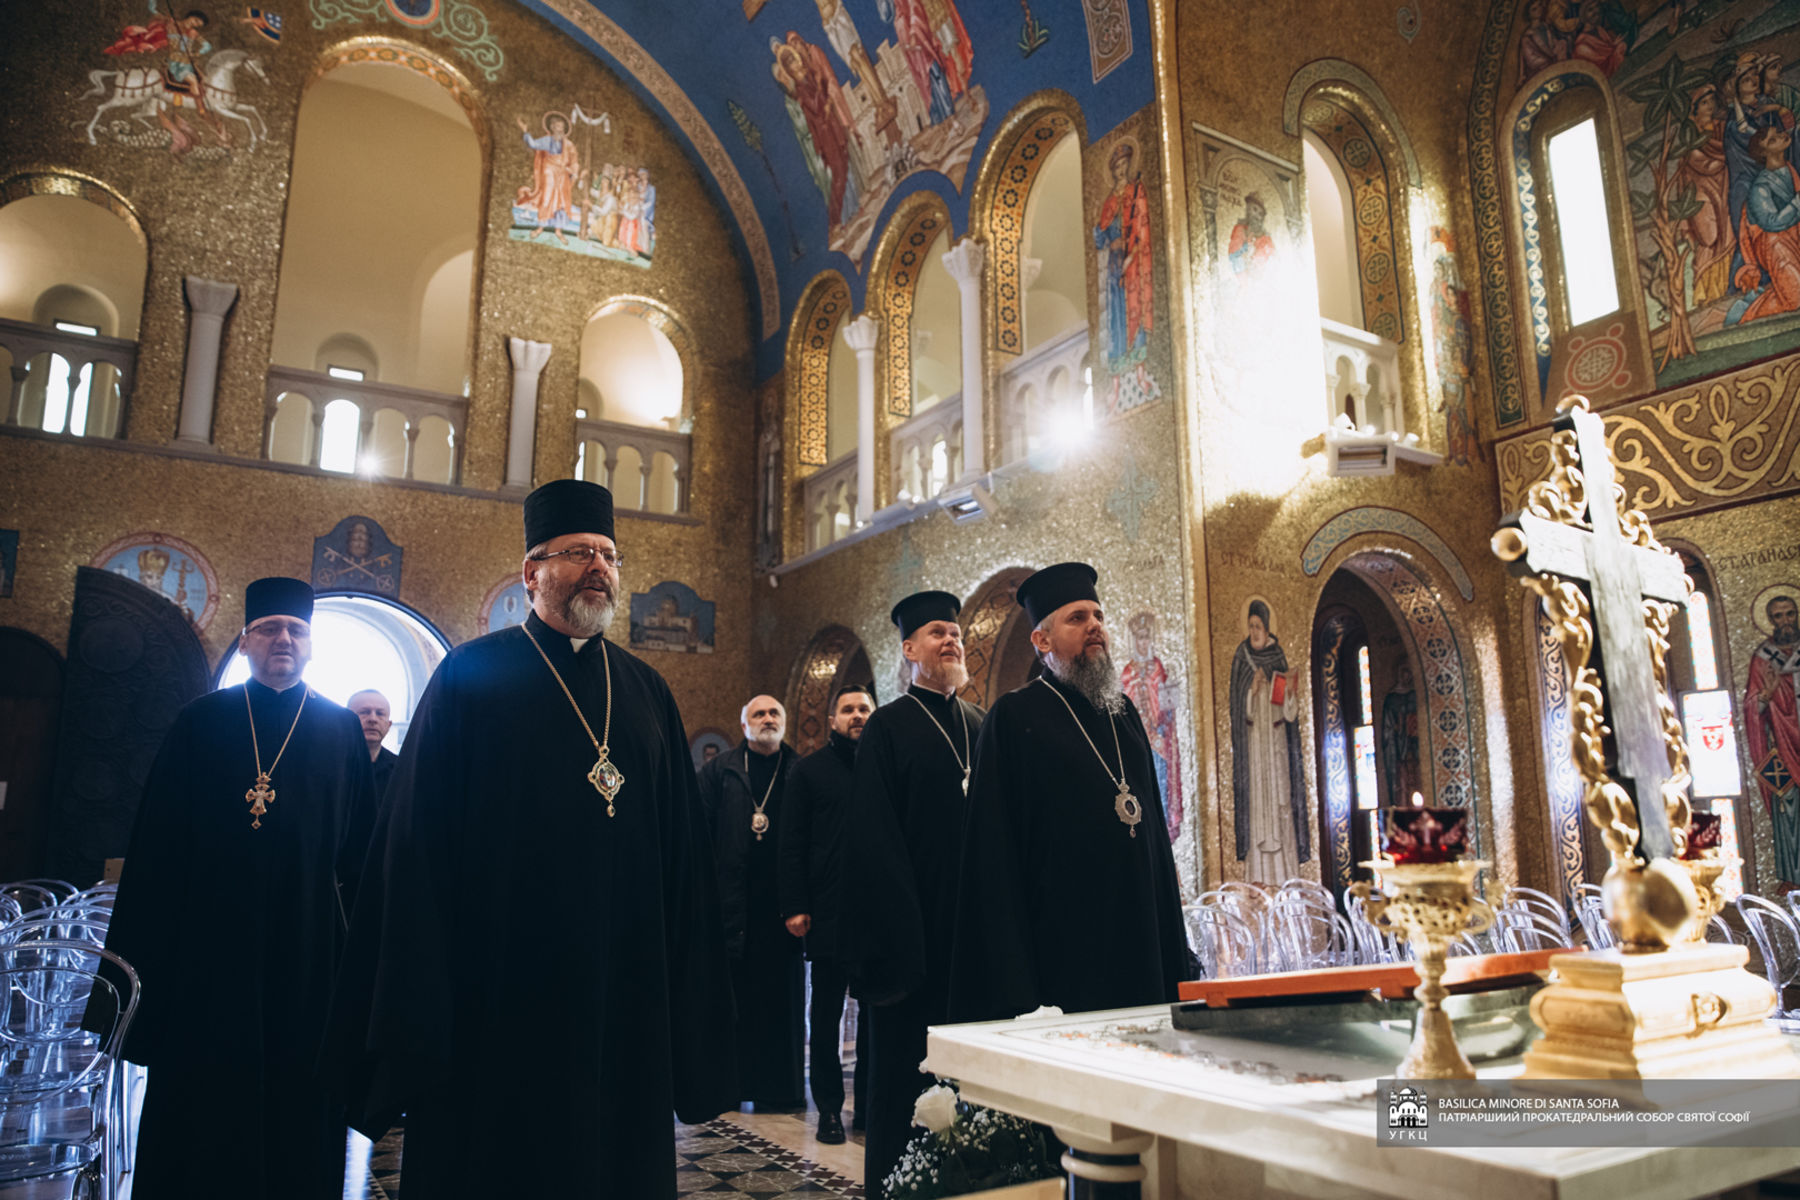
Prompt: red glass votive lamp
<box><xmin>1681</xmin><ymin>811</ymin><xmax>1722</xmax><ymax>860</ymax></box>
<box><xmin>1381</xmin><ymin>807</ymin><xmax>1469</xmax><ymax>864</ymax></box>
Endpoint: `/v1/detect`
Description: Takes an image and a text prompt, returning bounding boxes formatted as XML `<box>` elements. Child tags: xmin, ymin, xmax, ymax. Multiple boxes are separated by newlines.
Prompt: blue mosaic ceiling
<box><xmin>512</xmin><ymin>0</ymin><xmax>1153</xmax><ymax>363</ymax></box>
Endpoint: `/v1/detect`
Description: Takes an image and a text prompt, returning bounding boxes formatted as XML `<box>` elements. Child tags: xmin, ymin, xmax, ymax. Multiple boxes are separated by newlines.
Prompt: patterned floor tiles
<box><xmin>343</xmin><ymin>1118</ymin><xmax>861</xmax><ymax>1198</ymax></box>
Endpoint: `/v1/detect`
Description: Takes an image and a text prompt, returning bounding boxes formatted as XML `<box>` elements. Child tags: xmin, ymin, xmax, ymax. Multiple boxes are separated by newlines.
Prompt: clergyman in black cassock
<box><xmin>947</xmin><ymin>564</ymin><xmax>1189</xmax><ymax>1023</ymax></box>
<box><xmin>698</xmin><ymin>694</ymin><xmax>806</xmax><ymax>1109</ymax></box>
<box><xmin>349</xmin><ymin>688</ymin><xmax>401</xmax><ymax>799</ymax></box>
<box><xmin>99</xmin><ymin>577</ymin><xmax>376</xmax><ymax>1200</ymax></box>
<box><xmin>322</xmin><ymin>481</ymin><xmax>735</xmax><ymax>1198</ymax></box>
<box><xmin>777</xmin><ymin>683</ymin><xmax>875</xmax><ymax>1143</ymax></box>
<box><xmin>846</xmin><ymin>590</ymin><xmax>987</xmax><ymax>1198</ymax></box>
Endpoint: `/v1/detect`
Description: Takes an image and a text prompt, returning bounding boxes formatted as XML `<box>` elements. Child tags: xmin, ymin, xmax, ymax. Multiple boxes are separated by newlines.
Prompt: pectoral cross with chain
<box><xmin>1494</xmin><ymin>398</ymin><xmax>1689</xmax><ymax>862</ymax></box>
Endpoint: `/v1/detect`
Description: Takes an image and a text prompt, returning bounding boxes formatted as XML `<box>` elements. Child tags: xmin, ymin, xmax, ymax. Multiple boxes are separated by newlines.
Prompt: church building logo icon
<box><xmin>1388</xmin><ymin>1086</ymin><xmax>1428</xmax><ymax>1129</ymax></box>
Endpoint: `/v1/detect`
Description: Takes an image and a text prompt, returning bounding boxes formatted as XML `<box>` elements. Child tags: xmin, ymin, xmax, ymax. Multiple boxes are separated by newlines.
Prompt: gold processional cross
<box><xmin>1493</xmin><ymin>396</ymin><xmax>1691</xmax><ymax>868</ymax></box>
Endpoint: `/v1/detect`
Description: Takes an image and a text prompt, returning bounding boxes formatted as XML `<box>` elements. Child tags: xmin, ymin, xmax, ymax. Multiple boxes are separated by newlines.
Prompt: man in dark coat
<box><xmin>99</xmin><ymin>576</ymin><xmax>376</xmax><ymax>1200</ymax></box>
<box><xmin>947</xmin><ymin>563</ymin><xmax>1189</xmax><ymax>1023</ymax></box>
<box><xmin>778</xmin><ymin>681</ymin><xmax>874</xmax><ymax>1144</ymax></box>
<box><xmin>349</xmin><ymin>688</ymin><xmax>401</xmax><ymax>799</ymax></box>
<box><xmin>846</xmin><ymin>590</ymin><xmax>986</xmax><ymax>1198</ymax></box>
<box><xmin>322</xmin><ymin>480</ymin><xmax>736</xmax><ymax>1198</ymax></box>
<box><xmin>697</xmin><ymin>693</ymin><xmax>805</xmax><ymax>1109</ymax></box>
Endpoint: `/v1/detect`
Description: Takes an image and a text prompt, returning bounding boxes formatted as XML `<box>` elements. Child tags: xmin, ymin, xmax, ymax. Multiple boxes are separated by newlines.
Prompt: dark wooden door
<box><xmin>45</xmin><ymin>566</ymin><xmax>210</xmax><ymax>886</ymax></box>
<box><xmin>0</xmin><ymin>630</ymin><xmax>65</xmax><ymax>881</ymax></box>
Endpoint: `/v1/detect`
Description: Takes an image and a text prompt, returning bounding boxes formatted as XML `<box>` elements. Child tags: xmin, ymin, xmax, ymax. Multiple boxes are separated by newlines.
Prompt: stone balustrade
<box><xmin>0</xmin><ymin>316</ymin><xmax>136</xmax><ymax>437</ymax></box>
<box><xmin>574</xmin><ymin>416</ymin><xmax>691</xmax><ymax>515</ymax></box>
<box><xmin>264</xmin><ymin>364</ymin><xmax>469</xmax><ymax>484</ymax></box>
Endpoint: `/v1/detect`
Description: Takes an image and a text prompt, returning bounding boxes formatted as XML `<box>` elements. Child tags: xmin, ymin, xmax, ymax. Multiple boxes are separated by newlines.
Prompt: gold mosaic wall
<box><xmin>1</xmin><ymin>0</ymin><xmax>759</xmax><ymax>741</ymax></box>
<box><xmin>754</xmin><ymin>105</ymin><xmax>1205</xmax><ymax>897</ymax></box>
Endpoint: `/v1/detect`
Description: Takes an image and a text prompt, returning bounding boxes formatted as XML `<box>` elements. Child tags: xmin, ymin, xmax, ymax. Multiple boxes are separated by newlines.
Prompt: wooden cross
<box><xmin>1497</xmin><ymin>404</ymin><xmax>1688</xmax><ymax>861</ymax></box>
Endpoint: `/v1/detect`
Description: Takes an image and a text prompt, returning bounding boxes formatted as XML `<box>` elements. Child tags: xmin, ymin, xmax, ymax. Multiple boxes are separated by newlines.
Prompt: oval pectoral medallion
<box><xmin>752</xmin><ymin>811</ymin><xmax>770</xmax><ymax>840</ymax></box>
<box><xmin>1115</xmin><ymin>788</ymin><xmax>1142</xmax><ymax>837</ymax></box>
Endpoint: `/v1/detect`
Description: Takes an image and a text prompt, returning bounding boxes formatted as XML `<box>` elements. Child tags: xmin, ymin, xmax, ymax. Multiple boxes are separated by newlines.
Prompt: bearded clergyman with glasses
<box><xmin>323</xmin><ymin>479</ymin><xmax>736</xmax><ymax>1199</ymax></box>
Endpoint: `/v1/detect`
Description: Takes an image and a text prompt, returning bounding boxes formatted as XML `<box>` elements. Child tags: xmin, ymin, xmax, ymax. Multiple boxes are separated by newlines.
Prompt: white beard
<box><xmin>749</xmin><ymin>728</ymin><xmax>784</xmax><ymax>753</ymax></box>
<box><xmin>917</xmin><ymin>660</ymin><xmax>969</xmax><ymax>693</ymax></box>
<box><xmin>564</xmin><ymin>590</ymin><xmax>616</xmax><ymax>638</ymax></box>
<box><xmin>1048</xmin><ymin>646</ymin><xmax>1126</xmax><ymax>714</ymax></box>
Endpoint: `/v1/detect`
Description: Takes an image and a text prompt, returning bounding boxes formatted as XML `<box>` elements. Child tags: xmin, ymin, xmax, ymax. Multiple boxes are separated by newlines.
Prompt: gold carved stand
<box><xmin>1492</xmin><ymin>396</ymin><xmax>1799</xmax><ymax>1081</ymax></box>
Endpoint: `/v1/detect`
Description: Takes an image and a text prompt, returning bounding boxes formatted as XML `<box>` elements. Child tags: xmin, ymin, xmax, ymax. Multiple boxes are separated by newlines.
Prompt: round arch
<box><xmin>784</xmin><ymin>624</ymin><xmax>873</xmax><ymax>758</ymax></box>
<box><xmin>582</xmin><ymin>295</ymin><xmax>698</xmax><ymax>429</ymax></box>
<box><xmin>868</xmin><ymin>191</ymin><xmax>955</xmax><ymax>426</ymax></box>
<box><xmin>214</xmin><ymin>591</ymin><xmax>452</xmax><ymax>750</ymax></box>
<box><xmin>970</xmin><ymin>90</ymin><xmax>1088</xmax><ymax>360</ymax></box>
<box><xmin>784</xmin><ymin>271</ymin><xmax>854</xmax><ymax>472</ymax></box>
<box><xmin>960</xmin><ymin>567</ymin><xmax>1038</xmax><ymax>709</ymax></box>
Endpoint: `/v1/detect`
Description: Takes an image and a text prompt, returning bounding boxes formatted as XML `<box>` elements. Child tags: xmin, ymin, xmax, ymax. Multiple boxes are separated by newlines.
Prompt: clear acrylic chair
<box><xmin>1573</xmin><ymin>894</ymin><xmax>1615</xmax><ymax>949</ymax></box>
<box><xmin>1185</xmin><ymin>904</ymin><xmax>1260</xmax><ymax>979</ymax></box>
<box><xmin>1704</xmin><ymin>913</ymin><xmax>1737</xmax><ymax>946</ymax></box>
<box><xmin>1495</xmin><ymin>905</ymin><xmax>1573</xmax><ymax>953</ymax></box>
<box><xmin>0</xmin><ymin>886</ymin><xmax>61</xmax><ymax>920</ymax></box>
<box><xmin>1345</xmin><ymin>892</ymin><xmax>1400</xmax><ymax>965</ymax></box>
<box><xmin>1735</xmin><ymin>895</ymin><xmax>1800</xmax><ymax>1018</ymax></box>
<box><xmin>1503</xmin><ymin>887</ymin><xmax>1571</xmax><ymax>940</ymax></box>
<box><xmin>1268</xmin><ymin>905</ymin><xmax>1352</xmax><ymax>972</ymax></box>
<box><xmin>0</xmin><ymin>940</ymin><xmax>138</xmax><ymax>1200</ymax></box>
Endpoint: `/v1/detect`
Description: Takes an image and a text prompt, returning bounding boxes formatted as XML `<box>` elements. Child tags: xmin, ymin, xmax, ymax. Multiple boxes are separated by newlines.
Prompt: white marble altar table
<box><xmin>925</xmin><ymin>1004</ymin><xmax>1800</xmax><ymax>1200</ymax></box>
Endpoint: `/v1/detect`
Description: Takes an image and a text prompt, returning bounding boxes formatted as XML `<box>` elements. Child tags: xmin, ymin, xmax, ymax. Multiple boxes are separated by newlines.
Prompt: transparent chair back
<box><xmin>1185</xmin><ymin>904</ymin><xmax>1259</xmax><ymax>979</ymax></box>
<box><xmin>1735</xmin><ymin>895</ymin><xmax>1800</xmax><ymax>1018</ymax></box>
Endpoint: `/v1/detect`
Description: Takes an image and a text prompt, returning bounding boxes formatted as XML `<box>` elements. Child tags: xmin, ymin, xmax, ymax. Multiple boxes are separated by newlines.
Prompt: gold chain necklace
<box><xmin>747</xmin><ymin>748</ymin><xmax>780</xmax><ymax>840</ymax></box>
<box><xmin>1036</xmin><ymin>677</ymin><xmax>1142</xmax><ymax>837</ymax></box>
<box><xmin>243</xmin><ymin>683</ymin><xmax>309</xmax><ymax>829</ymax></box>
<box><xmin>521</xmin><ymin>624</ymin><xmax>623</xmax><ymax>816</ymax></box>
<box><xmin>904</xmin><ymin>689</ymin><xmax>971</xmax><ymax>795</ymax></box>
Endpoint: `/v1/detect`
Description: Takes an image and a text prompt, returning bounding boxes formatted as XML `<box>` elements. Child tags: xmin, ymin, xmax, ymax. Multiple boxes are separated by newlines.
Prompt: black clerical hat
<box><xmin>524</xmin><ymin>479</ymin><xmax>615</xmax><ymax>549</ymax></box>
<box><xmin>244</xmin><ymin>577</ymin><xmax>313</xmax><ymax>626</ymax></box>
<box><xmin>891</xmin><ymin>590</ymin><xmax>963</xmax><ymax>639</ymax></box>
<box><xmin>1016</xmin><ymin>562</ymin><xmax>1099</xmax><ymax>626</ymax></box>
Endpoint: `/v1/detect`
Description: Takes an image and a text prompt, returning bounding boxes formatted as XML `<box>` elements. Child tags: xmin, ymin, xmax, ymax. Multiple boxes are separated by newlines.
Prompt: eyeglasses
<box><xmin>244</xmin><ymin>619</ymin><xmax>311</xmax><ymax>639</ymax></box>
<box><xmin>531</xmin><ymin>546</ymin><xmax>624</xmax><ymax>570</ymax></box>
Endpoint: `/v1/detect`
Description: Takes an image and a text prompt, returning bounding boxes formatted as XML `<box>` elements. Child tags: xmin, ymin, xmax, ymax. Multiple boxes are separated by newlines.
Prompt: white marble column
<box><xmin>842</xmin><ymin>313</ymin><xmax>880</xmax><ymax>525</ymax></box>
<box><xmin>175</xmin><ymin>276</ymin><xmax>238</xmax><ymax>448</ymax></box>
<box><xmin>505</xmin><ymin>337</ymin><xmax>553</xmax><ymax>491</ymax></box>
<box><xmin>941</xmin><ymin>238</ymin><xmax>986</xmax><ymax>480</ymax></box>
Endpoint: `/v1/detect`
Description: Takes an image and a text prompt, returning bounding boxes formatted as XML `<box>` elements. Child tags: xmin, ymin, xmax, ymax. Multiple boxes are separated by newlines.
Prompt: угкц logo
<box><xmin>1388</xmin><ymin>1085</ymin><xmax>1428</xmax><ymax>1129</ymax></box>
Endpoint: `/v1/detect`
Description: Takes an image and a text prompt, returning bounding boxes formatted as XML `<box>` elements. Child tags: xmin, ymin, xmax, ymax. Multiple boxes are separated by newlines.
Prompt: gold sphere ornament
<box><xmin>1602</xmin><ymin>856</ymin><xmax>1698</xmax><ymax>952</ymax></box>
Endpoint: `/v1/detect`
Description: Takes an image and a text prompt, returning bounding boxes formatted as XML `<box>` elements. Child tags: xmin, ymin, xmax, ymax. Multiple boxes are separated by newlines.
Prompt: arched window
<box><xmin>270</xmin><ymin>52</ymin><xmax>480</xmax><ymax>476</ymax></box>
<box><xmin>1503</xmin><ymin>67</ymin><xmax>1650</xmax><ymax>415</ymax></box>
<box><xmin>573</xmin><ymin>302</ymin><xmax>690</xmax><ymax>515</ymax></box>
<box><xmin>910</xmin><ymin>229</ymin><xmax>961</xmax><ymax>413</ymax></box>
<box><xmin>578</xmin><ymin>308</ymin><xmax>684</xmax><ymax>429</ymax></box>
<box><xmin>1302</xmin><ymin>132</ymin><xmax>1363</xmax><ymax>330</ymax></box>
<box><xmin>218</xmin><ymin>594</ymin><xmax>450</xmax><ymax>750</ymax></box>
<box><xmin>1669</xmin><ymin>551</ymin><xmax>1744</xmax><ymax>899</ymax></box>
<box><xmin>1019</xmin><ymin>134</ymin><xmax>1086</xmax><ymax>354</ymax></box>
<box><xmin>0</xmin><ymin>190</ymin><xmax>145</xmax><ymax>438</ymax></box>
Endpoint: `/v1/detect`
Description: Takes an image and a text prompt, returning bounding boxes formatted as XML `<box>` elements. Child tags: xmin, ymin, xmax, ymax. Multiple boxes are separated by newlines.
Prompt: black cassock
<box><xmin>322</xmin><ymin>612</ymin><xmax>736</xmax><ymax>1198</ymax></box>
<box><xmin>697</xmin><ymin>742</ymin><xmax>804</xmax><ymax>1107</ymax></box>
<box><xmin>370</xmin><ymin>745</ymin><xmax>400</xmax><ymax>800</ymax></box>
<box><xmin>100</xmin><ymin>679</ymin><xmax>376</xmax><ymax>1200</ymax></box>
<box><xmin>845</xmin><ymin>685</ymin><xmax>985</xmax><ymax>1199</ymax></box>
<box><xmin>947</xmin><ymin>674</ymin><xmax>1189</xmax><ymax>1023</ymax></box>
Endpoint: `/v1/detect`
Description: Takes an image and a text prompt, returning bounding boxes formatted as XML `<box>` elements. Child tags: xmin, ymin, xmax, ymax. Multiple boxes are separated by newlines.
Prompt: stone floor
<box><xmin>339</xmin><ymin>1075</ymin><xmax>866</xmax><ymax>1198</ymax></box>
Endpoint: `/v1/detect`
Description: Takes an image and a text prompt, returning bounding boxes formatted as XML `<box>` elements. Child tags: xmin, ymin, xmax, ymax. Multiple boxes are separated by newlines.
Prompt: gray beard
<box><xmin>749</xmin><ymin>729</ymin><xmax>784</xmax><ymax>753</ymax></box>
<box><xmin>1048</xmin><ymin>647</ymin><xmax>1126</xmax><ymax>715</ymax></box>
<box><xmin>563</xmin><ymin>590</ymin><xmax>616</xmax><ymax>639</ymax></box>
<box><xmin>916</xmin><ymin>660</ymin><xmax>970</xmax><ymax>693</ymax></box>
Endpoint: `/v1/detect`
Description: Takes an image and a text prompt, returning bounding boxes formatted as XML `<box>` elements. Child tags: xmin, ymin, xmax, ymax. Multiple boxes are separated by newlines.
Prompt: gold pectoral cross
<box><xmin>245</xmin><ymin>773</ymin><xmax>275</xmax><ymax>829</ymax></box>
<box><xmin>588</xmin><ymin>751</ymin><xmax>623</xmax><ymax>818</ymax></box>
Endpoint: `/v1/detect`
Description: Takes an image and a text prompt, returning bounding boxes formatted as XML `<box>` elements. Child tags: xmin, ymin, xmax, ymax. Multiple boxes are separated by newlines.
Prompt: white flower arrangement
<box><xmin>884</xmin><ymin>1080</ymin><xmax>1062</xmax><ymax>1200</ymax></box>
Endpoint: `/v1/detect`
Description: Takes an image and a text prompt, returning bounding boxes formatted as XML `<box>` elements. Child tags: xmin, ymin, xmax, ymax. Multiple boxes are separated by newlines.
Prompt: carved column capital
<box><xmin>940</xmin><ymin>237</ymin><xmax>986</xmax><ymax>287</ymax></box>
<box><xmin>842</xmin><ymin>313</ymin><xmax>881</xmax><ymax>355</ymax></box>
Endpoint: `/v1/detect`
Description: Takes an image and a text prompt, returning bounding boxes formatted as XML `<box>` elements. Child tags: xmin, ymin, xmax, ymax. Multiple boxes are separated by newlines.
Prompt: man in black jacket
<box><xmin>697</xmin><ymin>694</ymin><xmax>805</xmax><ymax>1109</ymax></box>
<box><xmin>779</xmin><ymin>682</ymin><xmax>874</xmax><ymax>1144</ymax></box>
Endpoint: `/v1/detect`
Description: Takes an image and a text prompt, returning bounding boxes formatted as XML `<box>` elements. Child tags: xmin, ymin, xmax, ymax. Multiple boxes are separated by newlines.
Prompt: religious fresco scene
<box><xmin>8</xmin><ymin>0</ymin><xmax>1800</xmax><ymax>1195</ymax></box>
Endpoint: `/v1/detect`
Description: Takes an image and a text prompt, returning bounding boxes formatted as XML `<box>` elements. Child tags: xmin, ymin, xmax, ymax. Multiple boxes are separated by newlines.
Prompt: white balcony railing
<box><xmin>890</xmin><ymin>400</ymin><xmax>962</xmax><ymax>503</ymax></box>
<box><xmin>802</xmin><ymin>451</ymin><xmax>859</xmax><ymax>553</ymax></box>
<box><xmin>0</xmin><ymin>316</ymin><xmax>135</xmax><ymax>438</ymax></box>
<box><xmin>264</xmin><ymin>365</ymin><xmax>468</xmax><ymax>485</ymax></box>
<box><xmin>997</xmin><ymin>324</ymin><xmax>1090</xmax><ymax>466</ymax></box>
<box><xmin>1320</xmin><ymin>316</ymin><xmax>1401</xmax><ymax>435</ymax></box>
<box><xmin>575</xmin><ymin>416</ymin><xmax>691</xmax><ymax>516</ymax></box>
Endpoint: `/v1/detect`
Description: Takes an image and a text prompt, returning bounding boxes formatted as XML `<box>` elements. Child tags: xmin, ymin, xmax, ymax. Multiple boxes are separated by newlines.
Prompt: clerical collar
<box><xmin>246</xmin><ymin>677</ymin><xmax>306</xmax><ymax>698</ymax></box>
<box><xmin>525</xmin><ymin>609</ymin><xmax>594</xmax><ymax>656</ymax></box>
<box><xmin>907</xmin><ymin>682</ymin><xmax>958</xmax><ymax>707</ymax></box>
<box><xmin>570</xmin><ymin>636</ymin><xmax>590</xmax><ymax>654</ymax></box>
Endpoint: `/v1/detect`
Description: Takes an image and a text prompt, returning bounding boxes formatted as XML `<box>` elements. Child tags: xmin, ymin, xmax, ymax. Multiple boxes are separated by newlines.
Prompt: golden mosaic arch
<box><xmin>311</xmin><ymin>37</ymin><xmax>491</xmax><ymax>160</ymax></box>
<box><xmin>784</xmin><ymin>624</ymin><xmax>872</xmax><ymax>757</ymax></box>
<box><xmin>784</xmin><ymin>271</ymin><xmax>853</xmax><ymax>469</ymax></box>
<box><xmin>0</xmin><ymin>170</ymin><xmax>147</xmax><ymax>248</ymax></box>
<box><xmin>971</xmin><ymin>90</ymin><xmax>1088</xmax><ymax>358</ymax></box>
<box><xmin>867</xmin><ymin>192</ymin><xmax>954</xmax><ymax>421</ymax></box>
